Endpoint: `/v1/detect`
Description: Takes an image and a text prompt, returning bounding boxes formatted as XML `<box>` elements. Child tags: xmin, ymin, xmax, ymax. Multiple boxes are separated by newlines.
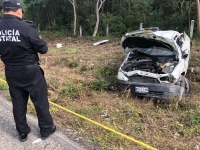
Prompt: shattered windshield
<box><xmin>137</xmin><ymin>47</ymin><xmax>176</xmax><ymax>56</ymax></box>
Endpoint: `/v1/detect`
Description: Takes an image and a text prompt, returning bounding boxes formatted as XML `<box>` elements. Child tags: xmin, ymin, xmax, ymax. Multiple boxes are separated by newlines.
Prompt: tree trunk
<box><xmin>74</xmin><ymin>6</ymin><xmax>77</xmax><ymax>36</ymax></box>
<box><xmin>93</xmin><ymin>0</ymin><xmax>106</xmax><ymax>37</ymax></box>
<box><xmin>93</xmin><ymin>0</ymin><xmax>100</xmax><ymax>37</ymax></box>
<box><xmin>68</xmin><ymin>0</ymin><xmax>77</xmax><ymax>36</ymax></box>
<box><xmin>197</xmin><ymin>0</ymin><xmax>200</xmax><ymax>37</ymax></box>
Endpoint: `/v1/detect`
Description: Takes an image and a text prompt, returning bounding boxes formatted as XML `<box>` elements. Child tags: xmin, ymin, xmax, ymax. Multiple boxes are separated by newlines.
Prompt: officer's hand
<box><xmin>39</xmin><ymin>35</ymin><xmax>43</xmax><ymax>39</ymax></box>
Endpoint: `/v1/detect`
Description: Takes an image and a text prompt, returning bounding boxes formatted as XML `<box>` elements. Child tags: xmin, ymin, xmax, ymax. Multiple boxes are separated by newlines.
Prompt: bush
<box><xmin>68</xmin><ymin>58</ymin><xmax>80</xmax><ymax>68</ymax></box>
<box><xmin>59</xmin><ymin>81</ymin><xmax>82</xmax><ymax>99</ymax></box>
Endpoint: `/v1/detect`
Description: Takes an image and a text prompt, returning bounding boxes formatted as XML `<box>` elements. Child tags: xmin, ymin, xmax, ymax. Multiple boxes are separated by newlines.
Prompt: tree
<box><xmin>21</xmin><ymin>0</ymin><xmax>197</xmax><ymax>37</ymax></box>
<box><xmin>93</xmin><ymin>0</ymin><xmax>106</xmax><ymax>37</ymax></box>
<box><xmin>22</xmin><ymin>0</ymin><xmax>59</xmax><ymax>29</ymax></box>
<box><xmin>68</xmin><ymin>0</ymin><xmax>77</xmax><ymax>36</ymax></box>
<box><xmin>197</xmin><ymin>0</ymin><xmax>200</xmax><ymax>36</ymax></box>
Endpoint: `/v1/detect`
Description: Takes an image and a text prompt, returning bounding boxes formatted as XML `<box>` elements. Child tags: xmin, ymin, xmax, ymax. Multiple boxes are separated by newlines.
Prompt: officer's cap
<box><xmin>2</xmin><ymin>0</ymin><xmax>22</xmax><ymax>9</ymax></box>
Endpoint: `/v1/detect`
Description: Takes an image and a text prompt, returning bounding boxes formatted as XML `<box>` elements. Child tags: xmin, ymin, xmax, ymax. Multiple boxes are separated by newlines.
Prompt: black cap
<box><xmin>2</xmin><ymin>0</ymin><xmax>22</xmax><ymax>9</ymax></box>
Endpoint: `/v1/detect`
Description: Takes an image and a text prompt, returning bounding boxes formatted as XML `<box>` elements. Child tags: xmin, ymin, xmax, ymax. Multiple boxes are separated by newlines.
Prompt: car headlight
<box><xmin>160</xmin><ymin>74</ymin><xmax>175</xmax><ymax>83</ymax></box>
<box><xmin>117</xmin><ymin>71</ymin><xmax>128</xmax><ymax>81</ymax></box>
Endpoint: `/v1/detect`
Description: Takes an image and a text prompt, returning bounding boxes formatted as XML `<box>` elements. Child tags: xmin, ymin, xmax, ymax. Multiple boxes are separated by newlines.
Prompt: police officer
<box><xmin>0</xmin><ymin>0</ymin><xmax>56</xmax><ymax>142</ymax></box>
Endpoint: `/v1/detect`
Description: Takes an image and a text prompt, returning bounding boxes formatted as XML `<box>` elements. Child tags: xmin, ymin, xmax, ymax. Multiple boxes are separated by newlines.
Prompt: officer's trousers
<box><xmin>5</xmin><ymin>64</ymin><xmax>54</xmax><ymax>136</ymax></box>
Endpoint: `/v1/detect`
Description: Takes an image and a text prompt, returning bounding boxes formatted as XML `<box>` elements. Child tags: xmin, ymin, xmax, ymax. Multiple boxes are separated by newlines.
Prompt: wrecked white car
<box><xmin>117</xmin><ymin>28</ymin><xmax>192</xmax><ymax>100</ymax></box>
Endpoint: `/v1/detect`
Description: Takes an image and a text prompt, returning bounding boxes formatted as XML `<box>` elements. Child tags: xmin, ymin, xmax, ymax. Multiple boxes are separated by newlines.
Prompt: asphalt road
<box><xmin>0</xmin><ymin>91</ymin><xmax>87</xmax><ymax>150</ymax></box>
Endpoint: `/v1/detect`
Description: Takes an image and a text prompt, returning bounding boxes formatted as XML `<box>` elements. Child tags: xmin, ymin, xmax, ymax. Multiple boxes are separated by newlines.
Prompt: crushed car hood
<box><xmin>121</xmin><ymin>29</ymin><xmax>180</xmax><ymax>55</ymax></box>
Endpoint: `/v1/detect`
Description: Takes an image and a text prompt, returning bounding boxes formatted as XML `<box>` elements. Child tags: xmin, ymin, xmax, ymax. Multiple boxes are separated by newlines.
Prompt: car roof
<box><xmin>124</xmin><ymin>28</ymin><xmax>179</xmax><ymax>40</ymax></box>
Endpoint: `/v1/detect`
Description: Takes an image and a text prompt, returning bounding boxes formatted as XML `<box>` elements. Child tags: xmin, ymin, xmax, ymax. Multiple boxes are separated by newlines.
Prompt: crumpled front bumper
<box><xmin>118</xmin><ymin>80</ymin><xmax>184</xmax><ymax>100</ymax></box>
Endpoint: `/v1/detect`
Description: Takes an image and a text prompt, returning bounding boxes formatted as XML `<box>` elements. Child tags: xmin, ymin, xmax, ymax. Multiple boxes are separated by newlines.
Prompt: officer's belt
<box><xmin>5</xmin><ymin>63</ymin><xmax>38</xmax><ymax>69</ymax></box>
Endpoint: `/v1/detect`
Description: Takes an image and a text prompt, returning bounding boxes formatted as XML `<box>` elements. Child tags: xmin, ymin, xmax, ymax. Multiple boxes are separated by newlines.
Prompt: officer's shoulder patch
<box><xmin>24</xmin><ymin>20</ymin><xmax>33</xmax><ymax>23</ymax></box>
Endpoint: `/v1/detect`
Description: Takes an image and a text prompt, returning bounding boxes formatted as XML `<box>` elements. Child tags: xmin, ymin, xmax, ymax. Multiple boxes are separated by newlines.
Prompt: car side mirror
<box><xmin>182</xmin><ymin>53</ymin><xmax>188</xmax><ymax>59</ymax></box>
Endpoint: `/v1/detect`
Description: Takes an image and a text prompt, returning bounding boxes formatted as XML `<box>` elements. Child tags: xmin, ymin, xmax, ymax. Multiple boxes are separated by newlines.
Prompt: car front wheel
<box><xmin>184</xmin><ymin>77</ymin><xmax>192</xmax><ymax>96</ymax></box>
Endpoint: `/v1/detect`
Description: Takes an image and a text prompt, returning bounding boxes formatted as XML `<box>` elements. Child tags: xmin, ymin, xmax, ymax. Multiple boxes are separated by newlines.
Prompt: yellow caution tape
<box><xmin>0</xmin><ymin>78</ymin><xmax>7</xmax><ymax>84</ymax></box>
<box><xmin>0</xmin><ymin>78</ymin><xmax>158</xmax><ymax>150</ymax></box>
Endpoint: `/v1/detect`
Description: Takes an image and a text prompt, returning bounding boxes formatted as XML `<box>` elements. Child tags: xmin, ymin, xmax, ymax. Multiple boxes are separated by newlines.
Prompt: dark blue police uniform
<box><xmin>0</xmin><ymin>14</ymin><xmax>55</xmax><ymax>138</ymax></box>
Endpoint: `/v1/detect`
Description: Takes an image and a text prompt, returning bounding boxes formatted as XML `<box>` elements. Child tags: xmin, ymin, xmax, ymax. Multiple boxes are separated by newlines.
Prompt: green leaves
<box><xmin>21</xmin><ymin>0</ymin><xmax>197</xmax><ymax>36</ymax></box>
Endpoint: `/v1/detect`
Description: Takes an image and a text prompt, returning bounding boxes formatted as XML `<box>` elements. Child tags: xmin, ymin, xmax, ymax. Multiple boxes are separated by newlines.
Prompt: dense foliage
<box><xmin>1</xmin><ymin>0</ymin><xmax>198</xmax><ymax>36</ymax></box>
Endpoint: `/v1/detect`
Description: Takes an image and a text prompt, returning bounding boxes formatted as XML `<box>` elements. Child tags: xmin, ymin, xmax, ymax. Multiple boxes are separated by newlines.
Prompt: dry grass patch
<box><xmin>1</xmin><ymin>36</ymin><xmax>200</xmax><ymax>150</ymax></box>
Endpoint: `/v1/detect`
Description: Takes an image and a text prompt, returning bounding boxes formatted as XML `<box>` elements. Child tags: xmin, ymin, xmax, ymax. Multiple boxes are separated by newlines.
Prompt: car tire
<box><xmin>177</xmin><ymin>76</ymin><xmax>192</xmax><ymax>99</ymax></box>
<box><xmin>184</xmin><ymin>77</ymin><xmax>192</xmax><ymax>96</ymax></box>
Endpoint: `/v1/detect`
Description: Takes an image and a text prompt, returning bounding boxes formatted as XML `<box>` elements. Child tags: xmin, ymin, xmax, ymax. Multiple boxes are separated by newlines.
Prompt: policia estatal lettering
<box><xmin>0</xmin><ymin>29</ymin><xmax>21</xmax><ymax>42</ymax></box>
<box><xmin>0</xmin><ymin>0</ymin><xmax>56</xmax><ymax>142</ymax></box>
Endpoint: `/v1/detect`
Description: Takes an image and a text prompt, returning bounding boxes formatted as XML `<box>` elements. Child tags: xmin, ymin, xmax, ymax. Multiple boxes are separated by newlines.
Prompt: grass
<box><xmin>0</xmin><ymin>36</ymin><xmax>200</xmax><ymax>150</ymax></box>
<box><xmin>0</xmin><ymin>82</ymin><xmax>8</xmax><ymax>90</ymax></box>
<box><xmin>0</xmin><ymin>74</ymin><xmax>8</xmax><ymax>90</ymax></box>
